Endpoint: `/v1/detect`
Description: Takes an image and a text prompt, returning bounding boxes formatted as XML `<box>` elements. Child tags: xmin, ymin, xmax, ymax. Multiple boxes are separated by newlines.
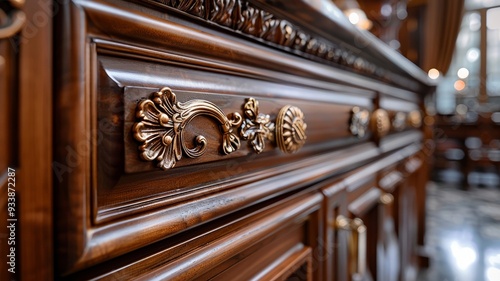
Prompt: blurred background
<box><xmin>335</xmin><ymin>0</ymin><xmax>500</xmax><ymax>280</ymax></box>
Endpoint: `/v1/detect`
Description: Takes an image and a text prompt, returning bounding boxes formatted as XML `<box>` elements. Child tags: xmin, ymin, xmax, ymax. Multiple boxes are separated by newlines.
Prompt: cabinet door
<box><xmin>377</xmin><ymin>171</ymin><xmax>401</xmax><ymax>281</ymax></box>
<box><xmin>68</xmin><ymin>190</ymin><xmax>324</xmax><ymax>280</ymax></box>
<box><xmin>347</xmin><ymin>185</ymin><xmax>381</xmax><ymax>281</ymax></box>
<box><xmin>343</xmin><ymin>169</ymin><xmax>401</xmax><ymax>281</ymax></box>
<box><xmin>398</xmin><ymin>157</ymin><xmax>423</xmax><ymax>281</ymax></box>
<box><xmin>322</xmin><ymin>178</ymin><xmax>349</xmax><ymax>281</ymax></box>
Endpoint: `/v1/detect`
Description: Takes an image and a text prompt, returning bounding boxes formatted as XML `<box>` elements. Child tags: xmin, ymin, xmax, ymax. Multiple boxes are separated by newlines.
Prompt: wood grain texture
<box><xmin>321</xmin><ymin>177</ymin><xmax>349</xmax><ymax>281</ymax></box>
<box><xmin>64</xmin><ymin>190</ymin><xmax>323</xmax><ymax>280</ymax></box>
<box><xmin>14</xmin><ymin>0</ymin><xmax>54</xmax><ymax>279</ymax></box>
<box><xmin>0</xmin><ymin>6</ymin><xmax>21</xmax><ymax>281</ymax></box>
<box><xmin>47</xmin><ymin>0</ymin><xmax>433</xmax><ymax>279</ymax></box>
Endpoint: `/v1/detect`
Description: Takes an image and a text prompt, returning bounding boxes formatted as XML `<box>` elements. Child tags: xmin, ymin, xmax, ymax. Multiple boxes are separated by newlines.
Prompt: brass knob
<box><xmin>371</xmin><ymin>109</ymin><xmax>390</xmax><ymax>139</ymax></box>
<box><xmin>407</xmin><ymin>110</ymin><xmax>422</xmax><ymax>128</ymax></box>
<box><xmin>380</xmin><ymin>193</ymin><xmax>394</xmax><ymax>205</ymax></box>
<box><xmin>276</xmin><ymin>105</ymin><xmax>307</xmax><ymax>154</ymax></box>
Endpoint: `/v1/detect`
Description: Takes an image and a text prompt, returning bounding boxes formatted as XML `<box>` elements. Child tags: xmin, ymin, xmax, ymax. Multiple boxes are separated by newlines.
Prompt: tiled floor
<box><xmin>418</xmin><ymin>181</ymin><xmax>500</xmax><ymax>281</ymax></box>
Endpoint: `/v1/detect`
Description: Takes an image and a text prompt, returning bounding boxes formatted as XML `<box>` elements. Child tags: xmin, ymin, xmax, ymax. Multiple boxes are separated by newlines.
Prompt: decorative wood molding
<box><xmin>240</xmin><ymin>98</ymin><xmax>275</xmax><ymax>154</ymax></box>
<box><xmin>141</xmin><ymin>0</ymin><xmax>417</xmax><ymax>89</ymax></box>
<box><xmin>133</xmin><ymin>87</ymin><xmax>242</xmax><ymax>170</ymax></box>
<box><xmin>276</xmin><ymin>105</ymin><xmax>307</xmax><ymax>154</ymax></box>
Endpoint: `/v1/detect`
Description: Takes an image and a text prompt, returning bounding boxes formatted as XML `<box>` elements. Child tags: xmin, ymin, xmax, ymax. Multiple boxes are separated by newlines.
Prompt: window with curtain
<box><xmin>436</xmin><ymin>0</ymin><xmax>500</xmax><ymax>115</ymax></box>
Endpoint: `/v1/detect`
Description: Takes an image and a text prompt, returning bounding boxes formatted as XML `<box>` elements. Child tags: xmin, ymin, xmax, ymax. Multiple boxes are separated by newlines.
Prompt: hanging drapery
<box><xmin>422</xmin><ymin>0</ymin><xmax>465</xmax><ymax>74</ymax></box>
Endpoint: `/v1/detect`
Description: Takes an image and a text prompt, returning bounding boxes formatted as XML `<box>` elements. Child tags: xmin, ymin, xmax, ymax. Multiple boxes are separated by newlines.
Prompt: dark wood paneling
<box><xmin>64</xmin><ymin>190</ymin><xmax>323</xmax><ymax>280</ymax></box>
<box><xmin>47</xmin><ymin>0</ymin><xmax>432</xmax><ymax>279</ymax></box>
<box><xmin>17</xmin><ymin>0</ymin><xmax>54</xmax><ymax>276</ymax></box>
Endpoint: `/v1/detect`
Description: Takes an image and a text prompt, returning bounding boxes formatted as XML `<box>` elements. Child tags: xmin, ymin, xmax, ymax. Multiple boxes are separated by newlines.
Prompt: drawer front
<box><xmin>54</xmin><ymin>0</ymin><xmax>382</xmax><ymax>275</ymax></box>
<box><xmin>54</xmin><ymin>0</ymin><xmax>426</xmax><ymax>276</ymax></box>
<box><xmin>65</xmin><ymin>191</ymin><xmax>323</xmax><ymax>280</ymax></box>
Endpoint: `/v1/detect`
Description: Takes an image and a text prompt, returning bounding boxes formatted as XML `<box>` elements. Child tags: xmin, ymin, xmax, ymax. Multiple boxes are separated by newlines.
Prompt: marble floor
<box><xmin>418</xmin><ymin>180</ymin><xmax>500</xmax><ymax>281</ymax></box>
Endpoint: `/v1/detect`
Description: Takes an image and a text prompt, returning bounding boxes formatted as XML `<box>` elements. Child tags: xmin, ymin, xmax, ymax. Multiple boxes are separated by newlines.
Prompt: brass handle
<box><xmin>133</xmin><ymin>87</ymin><xmax>243</xmax><ymax>170</ymax></box>
<box><xmin>380</xmin><ymin>193</ymin><xmax>394</xmax><ymax>205</ymax></box>
<box><xmin>0</xmin><ymin>0</ymin><xmax>26</xmax><ymax>39</ymax></box>
<box><xmin>133</xmin><ymin>88</ymin><xmax>307</xmax><ymax>169</ymax></box>
<box><xmin>335</xmin><ymin>215</ymin><xmax>367</xmax><ymax>280</ymax></box>
<box><xmin>370</xmin><ymin>109</ymin><xmax>390</xmax><ymax>140</ymax></box>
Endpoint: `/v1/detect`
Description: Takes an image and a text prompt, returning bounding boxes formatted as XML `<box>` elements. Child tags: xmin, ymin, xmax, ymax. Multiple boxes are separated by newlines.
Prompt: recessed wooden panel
<box><xmin>93</xmin><ymin>45</ymin><xmax>376</xmax><ymax>225</ymax></box>
<box><xmin>51</xmin><ymin>0</ymin><xmax>432</xmax><ymax>278</ymax></box>
<box><xmin>66</xmin><ymin>191</ymin><xmax>322</xmax><ymax>280</ymax></box>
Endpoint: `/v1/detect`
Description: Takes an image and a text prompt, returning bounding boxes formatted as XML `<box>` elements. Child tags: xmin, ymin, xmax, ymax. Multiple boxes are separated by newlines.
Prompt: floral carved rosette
<box><xmin>275</xmin><ymin>105</ymin><xmax>307</xmax><ymax>154</ymax></box>
<box><xmin>240</xmin><ymin>98</ymin><xmax>275</xmax><ymax>154</ymax></box>
<box><xmin>133</xmin><ymin>87</ymin><xmax>242</xmax><ymax>170</ymax></box>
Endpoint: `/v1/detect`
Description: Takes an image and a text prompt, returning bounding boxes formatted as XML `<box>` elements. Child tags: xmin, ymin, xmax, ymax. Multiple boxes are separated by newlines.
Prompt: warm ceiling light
<box><xmin>348</xmin><ymin>11</ymin><xmax>360</xmax><ymax>24</ymax></box>
<box><xmin>454</xmin><ymin>80</ymin><xmax>466</xmax><ymax>91</ymax></box>
<box><xmin>344</xmin><ymin>8</ymin><xmax>373</xmax><ymax>30</ymax></box>
<box><xmin>428</xmin><ymin>68</ymin><xmax>440</xmax><ymax>79</ymax></box>
<box><xmin>458</xmin><ymin>68</ymin><xmax>470</xmax><ymax>79</ymax></box>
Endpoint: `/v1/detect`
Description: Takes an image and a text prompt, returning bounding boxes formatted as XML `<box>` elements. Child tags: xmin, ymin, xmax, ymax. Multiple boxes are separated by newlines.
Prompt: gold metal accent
<box><xmin>371</xmin><ymin>109</ymin><xmax>390</xmax><ymax>139</ymax></box>
<box><xmin>240</xmin><ymin>98</ymin><xmax>275</xmax><ymax>154</ymax></box>
<box><xmin>407</xmin><ymin>110</ymin><xmax>422</xmax><ymax>128</ymax></box>
<box><xmin>392</xmin><ymin>112</ymin><xmax>407</xmax><ymax>131</ymax></box>
<box><xmin>276</xmin><ymin>105</ymin><xmax>307</xmax><ymax>154</ymax></box>
<box><xmin>9</xmin><ymin>0</ymin><xmax>25</xmax><ymax>9</ymax></box>
<box><xmin>350</xmin><ymin>106</ymin><xmax>370</xmax><ymax>138</ymax></box>
<box><xmin>0</xmin><ymin>0</ymin><xmax>26</xmax><ymax>39</ymax></box>
<box><xmin>380</xmin><ymin>193</ymin><xmax>394</xmax><ymax>205</ymax></box>
<box><xmin>334</xmin><ymin>215</ymin><xmax>367</xmax><ymax>280</ymax></box>
<box><xmin>133</xmin><ymin>87</ymin><xmax>242</xmax><ymax>170</ymax></box>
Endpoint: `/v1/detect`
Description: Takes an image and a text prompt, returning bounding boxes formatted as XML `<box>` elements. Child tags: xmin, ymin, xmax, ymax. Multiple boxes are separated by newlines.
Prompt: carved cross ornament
<box><xmin>133</xmin><ymin>88</ymin><xmax>307</xmax><ymax>170</ymax></box>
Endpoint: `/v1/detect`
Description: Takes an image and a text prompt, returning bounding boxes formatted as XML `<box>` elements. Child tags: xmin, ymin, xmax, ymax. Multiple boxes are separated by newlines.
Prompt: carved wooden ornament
<box><xmin>133</xmin><ymin>87</ymin><xmax>242</xmax><ymax>170</ymax></box>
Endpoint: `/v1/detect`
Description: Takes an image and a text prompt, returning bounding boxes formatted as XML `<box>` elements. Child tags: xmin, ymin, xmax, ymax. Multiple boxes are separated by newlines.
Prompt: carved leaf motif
<box><xmin>240</xmin><ymin>98</ymin><xmax>275</xmax><ymax>154</ymax></box>
<box><xmin>133</xmin><ymin>87</ymin><xmax>242</xmax><ymax>170</ymax></box>
<box><xmin>165</xmin><ymin>0</ymin><xmax>205</xmax><ymax>18</ymax></box>
<box><xmin>147</xmin><ymin>0</ymin><xmax>418</xmax><ymax>89</ymax></box>
<box><xmin>210</xmin><ymin>0</ymin><xmax>237</xmax><ymax>27</ymax></box>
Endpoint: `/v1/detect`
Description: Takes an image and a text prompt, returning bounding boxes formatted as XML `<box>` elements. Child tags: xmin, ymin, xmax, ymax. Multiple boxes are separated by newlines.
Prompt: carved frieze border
<box><xmin>141</xmin><ymin>0</ymin><xmax>417</xmax><ymax>90</ymax></box>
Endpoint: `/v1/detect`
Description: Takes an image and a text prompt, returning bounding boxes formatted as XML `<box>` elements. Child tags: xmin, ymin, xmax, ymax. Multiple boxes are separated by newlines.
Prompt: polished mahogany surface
<box><xmin>2</xmin><ymin>0</ymin><xmax>432</xmax><ymax>280</ymax></box>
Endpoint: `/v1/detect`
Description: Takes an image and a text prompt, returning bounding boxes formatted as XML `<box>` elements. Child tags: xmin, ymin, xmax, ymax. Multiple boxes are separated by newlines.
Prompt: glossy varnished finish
<box><xmin>0</xmin><ymin>0</ymin><xmax>53</xmax><ymax>280</ymax></box>
<box><xmin>18</xmin><ymin>0</ymin><xmax>54</xmax><ymax>276</ymax></box>
<box><xmin>43</xmin><ymin>0</ymin><xmax>434</xmax><ymax>279</ymax></box>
